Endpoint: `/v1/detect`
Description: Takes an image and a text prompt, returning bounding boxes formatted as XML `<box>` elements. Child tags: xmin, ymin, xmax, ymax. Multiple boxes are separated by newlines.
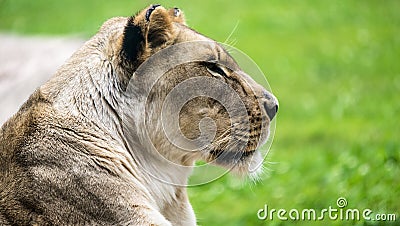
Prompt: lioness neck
<box><xmin>40</xmin><ymin>62</ymin><xmax>196</xmax><ymax>225</ymax></box>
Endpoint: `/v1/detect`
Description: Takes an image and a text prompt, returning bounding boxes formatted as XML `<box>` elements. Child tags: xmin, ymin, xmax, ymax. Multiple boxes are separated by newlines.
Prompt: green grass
<box><xmin>1</xmin><ymin>0</ymin><xmax>399</xmax><ymax>225</ymax></box>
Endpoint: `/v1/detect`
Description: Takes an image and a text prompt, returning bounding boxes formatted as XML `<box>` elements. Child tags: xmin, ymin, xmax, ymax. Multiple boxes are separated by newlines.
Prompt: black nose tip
<box><xmin>262</xmin><ymin>90</ymin><xmax>278</xmax><ymax>120</ymax></box>
<box><xmin>264</xmin><ymin>102</ymin><xmax>278</xmax><ymax>120</ymax></box>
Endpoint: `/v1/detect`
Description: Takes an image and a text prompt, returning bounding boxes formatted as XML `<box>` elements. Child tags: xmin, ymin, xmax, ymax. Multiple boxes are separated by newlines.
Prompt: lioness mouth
<box><xmin>210</xmin><ymin>149</ymin><xmax>257</xmax><ymax>164</ymax></box>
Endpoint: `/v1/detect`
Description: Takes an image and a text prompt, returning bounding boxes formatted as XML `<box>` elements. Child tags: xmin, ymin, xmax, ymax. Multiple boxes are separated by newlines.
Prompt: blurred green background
<box><xmin>0</xmin><ymin>0</ymin><xmax>399</xmax><ymax>225</ymax></box>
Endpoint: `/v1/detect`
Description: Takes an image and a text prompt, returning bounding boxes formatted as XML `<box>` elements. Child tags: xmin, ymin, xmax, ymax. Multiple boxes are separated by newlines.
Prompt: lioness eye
<box><xmin>206</xmin><ymin>63</ymin><xmax>227</xmax><ymax>78</ymax></box>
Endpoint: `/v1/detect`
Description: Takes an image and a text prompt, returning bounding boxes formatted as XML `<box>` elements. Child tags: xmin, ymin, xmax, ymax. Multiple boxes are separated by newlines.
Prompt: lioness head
<box><xmin>47</xmin><ymin>5</ymin><xmax>278</xmax><ymax>179</ymax></box>
<box><xmin>109</xmin><ymin>5</ymin><xmax>277</xmax><ymax>176</ymax></box>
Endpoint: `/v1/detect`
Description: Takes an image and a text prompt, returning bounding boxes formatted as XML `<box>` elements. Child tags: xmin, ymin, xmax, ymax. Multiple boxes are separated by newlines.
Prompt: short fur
<box><xmin>0</xmin><ymin>5</ymin><xmax>278</xmax><ymax>225</ymax></box>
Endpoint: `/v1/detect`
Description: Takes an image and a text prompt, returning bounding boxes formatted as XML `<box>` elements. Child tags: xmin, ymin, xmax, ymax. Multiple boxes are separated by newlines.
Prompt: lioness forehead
<box><xmin>96</xmin><ymin>14</ymin><xmax>235</xmax><ymax>71</ymax></box>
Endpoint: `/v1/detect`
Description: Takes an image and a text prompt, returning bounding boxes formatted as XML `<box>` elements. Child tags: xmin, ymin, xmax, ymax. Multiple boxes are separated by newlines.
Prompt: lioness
<box><xmin>0</xmin><ymin>5</ymin><xmax>278</xmax><ymax>225</ymax></box>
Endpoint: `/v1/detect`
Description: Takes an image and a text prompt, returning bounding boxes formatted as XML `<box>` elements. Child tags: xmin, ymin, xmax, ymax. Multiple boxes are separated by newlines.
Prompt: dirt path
<box><xmin>0</xmin><ymin>34</ymin><xmax>84</xmax><ymax>125</ymax></box>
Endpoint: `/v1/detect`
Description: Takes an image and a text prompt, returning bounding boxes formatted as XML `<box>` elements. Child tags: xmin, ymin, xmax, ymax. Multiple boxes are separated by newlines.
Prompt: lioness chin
<box><xmin>0</xmin><ymin>4</ymin><xmax>278</xmax><ymax>225</ymax></box>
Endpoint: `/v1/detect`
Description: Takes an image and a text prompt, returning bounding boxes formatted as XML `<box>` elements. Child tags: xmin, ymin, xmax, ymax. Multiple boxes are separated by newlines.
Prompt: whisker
<box><xmin>224</xmin><ymin>20</ymin><xmax>240</xmax><ymax>46</ymax></box>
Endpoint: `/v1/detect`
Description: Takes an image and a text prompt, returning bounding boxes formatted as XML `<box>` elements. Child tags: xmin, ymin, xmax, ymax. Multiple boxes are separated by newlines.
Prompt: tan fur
<box><xmin>0</xmin><ymin>5</ymin><xmax>277</xmax><ymax>225</ymax></box>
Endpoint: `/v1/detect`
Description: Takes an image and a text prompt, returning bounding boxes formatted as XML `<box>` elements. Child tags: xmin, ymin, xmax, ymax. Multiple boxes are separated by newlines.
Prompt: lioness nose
<box><xmin>265</xmin><ymin>103</ymin><xmax>278</xmax><ymax>120</ymax></box>
<box><xmin>262</xmin><ymin>90</ymin><xmax>278</xmax><ymax>120</ymax></box>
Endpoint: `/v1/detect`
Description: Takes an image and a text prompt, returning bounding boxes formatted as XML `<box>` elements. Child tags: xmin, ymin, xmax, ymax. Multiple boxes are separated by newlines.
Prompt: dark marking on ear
<box><xmin>146</xmin><ymin>4</ymin><xmax>161</xmax><ymax>22</ymax></box>
<box><xmin>122</xmin><ymin>16</ymin><xmax>145</xmax><ymax>62</ymax></box>
<box><xmin>173</xmin><ymin>7</ymin><xmax>181</xmax><ymax>17</ymax></box>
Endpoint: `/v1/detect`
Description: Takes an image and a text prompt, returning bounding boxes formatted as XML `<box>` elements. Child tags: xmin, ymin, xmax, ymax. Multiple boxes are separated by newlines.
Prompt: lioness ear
<box><xmin>121</xmin><ymin>5</ymin><xmax>185</xmax><ymax>62</ymax></box>
<box><xmin>146</xmin><ymin>5</ymin><xmax>174</xmax><ymax>48</ymax></box>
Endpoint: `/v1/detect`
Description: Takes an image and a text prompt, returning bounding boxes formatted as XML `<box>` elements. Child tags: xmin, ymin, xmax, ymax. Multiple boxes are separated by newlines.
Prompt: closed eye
<box><xmin>205</xmin><ymin>62</ymin><xmax>227</xmax><ymax>78</ymax></box>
